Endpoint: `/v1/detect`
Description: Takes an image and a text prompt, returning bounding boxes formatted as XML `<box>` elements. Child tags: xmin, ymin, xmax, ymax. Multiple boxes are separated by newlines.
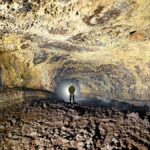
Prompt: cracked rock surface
<box><xmin>0</xmin><ymin>1</ymin><xmax>150</xmax><ymax>149</ymax></box>
<box><xmin>0</xmin><ymin>95</ymin><xmax>150</xmax><ymax>150</ymax></box>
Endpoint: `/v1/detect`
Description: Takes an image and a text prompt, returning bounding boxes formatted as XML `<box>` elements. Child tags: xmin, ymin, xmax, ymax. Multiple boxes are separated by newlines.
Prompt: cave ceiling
<box><xmin>0</xmin><ymin>0</ymin><xmax>150</xmax><ymax>100</ymax></box>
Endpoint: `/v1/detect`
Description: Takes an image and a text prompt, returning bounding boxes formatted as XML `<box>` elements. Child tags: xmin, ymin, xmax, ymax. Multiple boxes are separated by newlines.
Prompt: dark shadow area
<box><xmin>76</xmin><ymin>97</ymin><xmax>150</xmax><ymax>119</ymax></box>
<box><xmin>0</xmin><ymin>88</ymin><xmax>150</xmax><ymax>120</ymax></box>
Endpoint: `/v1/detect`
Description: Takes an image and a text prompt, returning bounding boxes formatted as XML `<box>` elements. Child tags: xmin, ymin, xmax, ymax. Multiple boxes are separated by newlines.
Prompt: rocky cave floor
<box><xmin>0</xmin><ymin>98</ymin><xmax>150</xmax><ymax>150</ymax></box>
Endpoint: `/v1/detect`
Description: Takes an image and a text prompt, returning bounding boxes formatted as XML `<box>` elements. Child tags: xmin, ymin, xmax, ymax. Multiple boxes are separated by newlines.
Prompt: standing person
<box><xmin>68</xmin><ymin>84</ymin><xmax>75</xmax><ymax>103</ymax></box>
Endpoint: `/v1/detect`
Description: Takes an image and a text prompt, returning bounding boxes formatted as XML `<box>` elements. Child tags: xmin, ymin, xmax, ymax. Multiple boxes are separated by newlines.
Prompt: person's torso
<box><xmin>69</xmin><ymin>86</ymin><xmax>75</xmax><ymax>94</ymax></box>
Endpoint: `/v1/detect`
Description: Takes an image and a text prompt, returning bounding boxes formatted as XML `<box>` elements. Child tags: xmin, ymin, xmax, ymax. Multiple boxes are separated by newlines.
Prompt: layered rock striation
<box><xmin>0</xmin><ymin>0</ymin><xmax>150</xmax><ymax>100</ymax></box>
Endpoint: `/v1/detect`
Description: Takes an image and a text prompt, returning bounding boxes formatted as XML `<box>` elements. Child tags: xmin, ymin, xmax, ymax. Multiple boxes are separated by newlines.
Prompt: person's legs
<box><xmin>70</xmin><ymin>95</ymin><xmax>72</xmax><ymax>103</ymax></box>
<box><xmin>73</xmin><ymin>95</ymin><xmax>75</xmax><ymax>103</ymax></box>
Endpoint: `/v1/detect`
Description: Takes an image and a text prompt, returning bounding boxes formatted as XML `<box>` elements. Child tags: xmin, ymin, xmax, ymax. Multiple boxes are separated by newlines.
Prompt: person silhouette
<box><xmin>68</xmin><ymin>84</ymin><xmax>75</xmax><ymax>103</ymax></box>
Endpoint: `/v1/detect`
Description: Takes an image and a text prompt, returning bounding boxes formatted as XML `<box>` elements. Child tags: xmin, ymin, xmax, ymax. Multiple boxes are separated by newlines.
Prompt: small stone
<box><xmin>112</xmin><ymin>138</ymin><xmax>118</xmax><ymax>144</ymax></box>
<box><xmin>43</xmin><ymin>103</ymin><xmax>47</xmax><ymax>108</ymax></box>
<box><xmin>0</xmin><ymin>125</ymin><xmax>4</xmax><ymax>130</ymax></box>
<box><xmin>11</xmin><ymin>118</ymin><xmax>16</xmax><ymax>125</ymax></box>
<box><xmin>8</xmin><ymin>133</ymin><xmax>12</xmax><ymax>138</ymax></box>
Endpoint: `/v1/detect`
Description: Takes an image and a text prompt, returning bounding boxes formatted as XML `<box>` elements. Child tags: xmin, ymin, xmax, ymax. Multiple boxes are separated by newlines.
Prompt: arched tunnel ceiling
<box><xmin>0</xmin><ymin>0</ymin><xmax>150</xmax><ymax>100</ymax></box>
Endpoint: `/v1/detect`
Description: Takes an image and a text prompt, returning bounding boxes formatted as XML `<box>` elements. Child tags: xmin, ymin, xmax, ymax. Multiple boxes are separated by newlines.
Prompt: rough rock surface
<box><xmin>0</xmin><ymin>96</ymin><xmax>150</xmax><ymax>150</ymax></box>
<box><xmin>0</xmin><ymin>0</ymin><xmax>150</xmax><ymax>100</ymax></box>
<box><xmin>0</xmin><ymin>1</ymin><xmax>150</xmax><ymax>149</ymax></box>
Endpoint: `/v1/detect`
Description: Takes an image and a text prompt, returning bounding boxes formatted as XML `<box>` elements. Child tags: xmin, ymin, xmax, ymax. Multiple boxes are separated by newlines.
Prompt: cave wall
<box><xmin>0</xmin><ymin>0</ymin><xmax>150</xmax><ymax>100</ymax></box>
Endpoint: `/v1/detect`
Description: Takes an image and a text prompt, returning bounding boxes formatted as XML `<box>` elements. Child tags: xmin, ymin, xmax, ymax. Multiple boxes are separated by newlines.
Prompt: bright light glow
<box><xmin>55</xmin><ymin>80</ymin><xmax>80</xmax><ymax>102</ymax></box>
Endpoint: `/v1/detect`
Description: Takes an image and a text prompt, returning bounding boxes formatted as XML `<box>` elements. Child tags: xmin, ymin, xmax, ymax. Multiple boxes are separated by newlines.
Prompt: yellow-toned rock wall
<box><xmin>0</xmin><ymin>0</ymin><xmax>150</xmax><ymax>100</ymax></box>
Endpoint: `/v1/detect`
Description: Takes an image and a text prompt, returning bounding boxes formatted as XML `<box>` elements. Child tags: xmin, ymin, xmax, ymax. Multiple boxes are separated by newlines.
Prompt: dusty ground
<box><xmin>0</xmin><ymin>95</ymin><xmax>150</xmax><ymax>150</ymax></box>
